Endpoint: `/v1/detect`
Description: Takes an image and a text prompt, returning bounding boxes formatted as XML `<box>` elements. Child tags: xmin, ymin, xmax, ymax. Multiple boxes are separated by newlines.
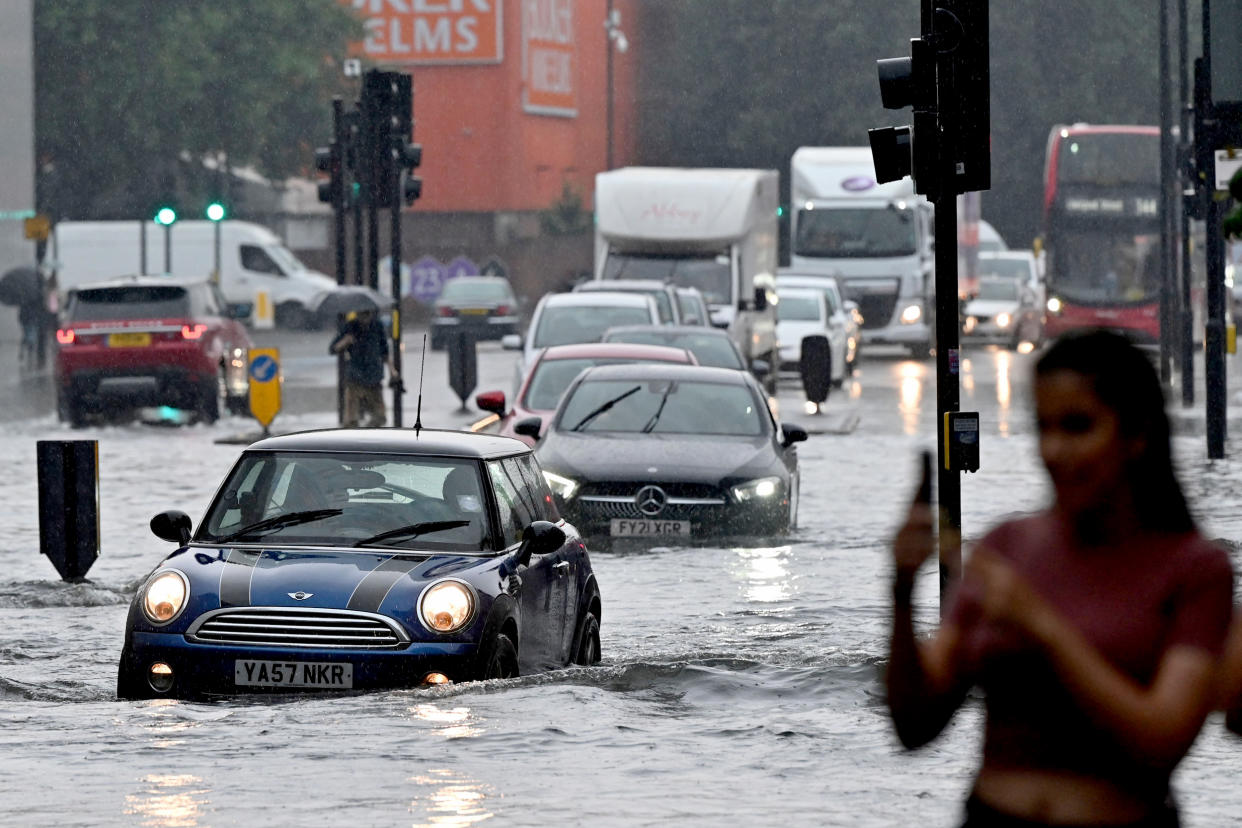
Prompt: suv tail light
<box><xmin>56</xmin><ymin>329</ymin><xmax>75</xmax><ymax>345</ymax></box>
<box><xmin>436</xmin><ymin>306</ymin><xmax>454</xmax><ymax>318</ymax></box>
<box><xmin>495</xmin><ymin>305</ymin><xmax>511</xmax><ymax>316</ymax></box>
<box><xmin>181</xmin><ymin>324</ymin><xmax>207</xmax><ymax>340</ymax></box>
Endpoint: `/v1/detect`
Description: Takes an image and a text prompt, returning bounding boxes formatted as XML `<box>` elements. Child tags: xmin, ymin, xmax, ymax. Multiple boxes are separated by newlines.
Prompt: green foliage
<box><xmin>636</xmin><ymin>0</ymin><xmax>1168</xmax><ymax>250</ymax></box>
<box><xmin>35</xmin><ymin>0</ymin><xmax>361</xmax><ymax>220</ymax></box>
<box><xmin>540</xmin><ymin>181</ymin><xmax>593</xmax><ymax>236</ymax></box>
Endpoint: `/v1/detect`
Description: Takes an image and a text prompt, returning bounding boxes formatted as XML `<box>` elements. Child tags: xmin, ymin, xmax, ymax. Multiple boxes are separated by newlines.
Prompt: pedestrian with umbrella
<box><xmin>0</xmin><ymin>266</ymin><xmax>46</xmax><ymax>369</ymax></box>
<box><xmin>329</xmin><ymin>304</ymin><xmax>399</xmax><ymax>428</ymax></box>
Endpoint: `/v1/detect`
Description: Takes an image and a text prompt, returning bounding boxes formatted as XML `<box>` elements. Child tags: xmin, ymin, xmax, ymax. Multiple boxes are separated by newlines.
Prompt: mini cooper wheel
<box><xmin>573</xmin><ymin>612</ymin><xmax>601</xmax><ymax>666</ymax></box>
<box><xmin>478</xmin><ymin>632</ymin><xmax>518</xmax><ymax>680</ymax></box>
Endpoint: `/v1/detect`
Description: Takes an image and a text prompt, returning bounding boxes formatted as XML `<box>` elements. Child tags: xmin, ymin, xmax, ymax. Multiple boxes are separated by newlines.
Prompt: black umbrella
<box><xmin>311</xmin><ymin>286</ymin><xmax>395</xmax><ymax>324</ymax></box>
<box><xmin>0</xmin><ymin>266</ymin><xmax>42</xmax><ymax>308</ymax></box>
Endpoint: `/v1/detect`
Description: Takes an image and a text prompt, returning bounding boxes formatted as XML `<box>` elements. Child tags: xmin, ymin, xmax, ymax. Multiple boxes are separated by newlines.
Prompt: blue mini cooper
<box><xmin>117</xmin><ymin>428</ymin><xmax>602</xmax><ymax>700</ymax></box>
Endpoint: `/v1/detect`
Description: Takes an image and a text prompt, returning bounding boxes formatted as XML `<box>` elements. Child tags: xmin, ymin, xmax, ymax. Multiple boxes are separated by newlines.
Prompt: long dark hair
<box><xmin>1034</xmin><ymin>329</ymin><xmax>1194</xmax><ymax>532</ymax></box>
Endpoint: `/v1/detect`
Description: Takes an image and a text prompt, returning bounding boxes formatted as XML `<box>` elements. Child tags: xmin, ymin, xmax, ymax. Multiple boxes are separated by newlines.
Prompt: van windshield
<box><xmin>603</xmin><ymin>254</ymin><xmax>732</xmax><ymax>306</ymax></box>
<box><xmin>265</xmin><ymin>245</ymin><xmax>307</xmax><ymax>274</ymax></box>
<box><xmin>795</xmin><ymin>207</ymin><xmax>917</xmax><ymax>258</ymax></box>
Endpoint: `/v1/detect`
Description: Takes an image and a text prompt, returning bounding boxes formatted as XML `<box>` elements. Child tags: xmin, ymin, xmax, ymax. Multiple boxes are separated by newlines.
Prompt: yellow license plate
<box><xmin>458</xmin><ymin>308</ymin><xmax>489</xmax><ymax>315</ymax></box>
<box><xmin>108</xmin><ymin>332</ymin><xmax>151</xmax><ymax>347</ymax></box>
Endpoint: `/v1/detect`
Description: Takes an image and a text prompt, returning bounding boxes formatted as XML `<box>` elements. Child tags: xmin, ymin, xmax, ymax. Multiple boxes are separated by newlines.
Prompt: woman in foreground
<box><xmin>888</xmin><ymin>329</ymin><xmax>1234</xmax><ymax>827</ymax></box>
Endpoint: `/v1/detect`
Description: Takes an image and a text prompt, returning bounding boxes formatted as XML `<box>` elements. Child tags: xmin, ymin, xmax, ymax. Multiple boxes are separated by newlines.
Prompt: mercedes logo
<box><xmin>634</xmin><ymin>485</ymin><xmax>667</xmax><ymax>517</ymax></box>
<box><xmin>288</xmin><ymin>591</ymin><xmax>314</xmax><ymax>601</ymax></box>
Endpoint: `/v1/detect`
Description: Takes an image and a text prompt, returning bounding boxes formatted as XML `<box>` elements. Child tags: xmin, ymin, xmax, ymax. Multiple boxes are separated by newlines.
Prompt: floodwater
<box><xmin>3</xmin><ymin>345</ymin><xmax>1242</xmax><ymax>827</ymax></box>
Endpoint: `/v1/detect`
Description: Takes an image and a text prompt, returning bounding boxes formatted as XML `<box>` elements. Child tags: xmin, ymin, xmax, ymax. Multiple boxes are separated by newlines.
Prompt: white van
<box><xmin>51</xmin><ymin>220</ymin><xmax>337</xmax><ymax>328</ymax></box>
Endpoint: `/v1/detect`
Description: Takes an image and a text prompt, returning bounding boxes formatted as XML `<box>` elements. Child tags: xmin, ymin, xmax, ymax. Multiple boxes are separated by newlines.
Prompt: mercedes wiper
<box><xmin>214</xmin><ymin>508</ymin><xmax>343</xmax><ymax>544</ymax></box>
<box><xmin>354</xmin><ymin>520</ymin><xmax>471</xmax><ymax>547</ymax></box>
<box><xmin>570</xmin><ymin>385</ymin><xmax>641</xmax><ymax>431</ymax></box>
<box><xmin>641</xmin><ymin>383</ymin><xmax>675</xmax><ymax>433</ymax></box>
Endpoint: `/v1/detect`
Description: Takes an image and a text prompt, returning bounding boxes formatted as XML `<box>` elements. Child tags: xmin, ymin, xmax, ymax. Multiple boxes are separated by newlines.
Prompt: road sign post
<box><xmin>247</xmin><ymin>348</ymin><xmax>282</xmax><ymax>436</ymax></box>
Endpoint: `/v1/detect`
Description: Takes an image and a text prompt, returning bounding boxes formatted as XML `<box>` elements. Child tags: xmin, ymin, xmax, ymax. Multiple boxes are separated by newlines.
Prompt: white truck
<box><xmin>51</xmin><ymin>220</ymin><xmax>337</xmax><ymax>328</ymax></box>
<box><xmin>790</xmin><ymin>147</ymin><xmax>935</xmax><ymax>358</ymax></box>
<box><xmin>594</xmin><ymin>167</ymin><xmax>780</xmax><ymax>384</ymax></box>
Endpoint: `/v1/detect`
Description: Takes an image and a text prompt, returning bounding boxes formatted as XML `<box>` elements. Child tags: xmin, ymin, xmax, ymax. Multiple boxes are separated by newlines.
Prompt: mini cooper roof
<box><xmin>246</xmin><ymin>427</ymin><xmax>531</xmax><ymax>458</ymax></box>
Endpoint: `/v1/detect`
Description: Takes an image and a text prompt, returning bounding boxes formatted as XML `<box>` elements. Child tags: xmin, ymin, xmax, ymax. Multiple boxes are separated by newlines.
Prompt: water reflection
<box><xmin>408</xmin><ymin>703</ymin><xmax>483</xmax><ymax>740</ymax></box>
<box><xmin>732</xmin><ymin>546</ymin><xmax>793</xmax><ymax>603</ymax></box>
<box><xmin>123</xmin><ymin>774</ymin><xmax>210</xmax><ymax>828</ymax></box>
<box><xmin>408</xmin><ymin>768</ymin><xmax>495</xmax><ymax>827</ymax></box>
<box><xmin>897</xmin><ymin>361</ymin><xmax>927</xmax><ymax>435</ymax></box>
<box><xmin>995</xmin><ymin>350</ymin><xmax>1013</xmax><ymax>436</ymax></box>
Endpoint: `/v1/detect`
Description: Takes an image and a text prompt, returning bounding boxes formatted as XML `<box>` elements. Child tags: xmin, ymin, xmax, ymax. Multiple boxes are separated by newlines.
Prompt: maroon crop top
<box><xmin>948</xmin><ymin>511</ymin><xmax>1234</xmax><ymax>799</ymax></box>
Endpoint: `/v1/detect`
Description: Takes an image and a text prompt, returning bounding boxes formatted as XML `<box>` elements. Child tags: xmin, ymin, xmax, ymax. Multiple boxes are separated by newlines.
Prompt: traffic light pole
<box><xmin>390</xmin><ymin>137</ymin><xmax>405</xmax><ymax>428</ymax></box>
<box><xmin>332</xmin><ymin>98</ymin><xmax>347</xmax><ymax>287</ymax></box>
<box><xmin>1179</xmin><ymin>0</ymin><xmax>1195</xmax><ymax>407</ymax></box>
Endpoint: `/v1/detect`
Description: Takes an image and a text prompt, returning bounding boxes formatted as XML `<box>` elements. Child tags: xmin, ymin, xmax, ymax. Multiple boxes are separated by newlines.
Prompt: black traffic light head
<box><xmin>878</xmin><ymin>57</ymin><xmax>915</xmax><ymax>110</ymax></box>
<box><xmin>869</xmin><ymin>126</ymin><xmax>913</xmax><ymax>184</ymax></box>
<box><xmin>871</xmin><ymin>37</ymin><xmax>936</xmax><ymax>194</ymax></box>
<box><xmin>934</xmin><ymin>0</ymin><xmax>990</xmax><ymax>193</ymax></box>
<box><xmin>314</xmin><ymin>143</ymin><xmax>342</xmax><ymax>205</ymax></box>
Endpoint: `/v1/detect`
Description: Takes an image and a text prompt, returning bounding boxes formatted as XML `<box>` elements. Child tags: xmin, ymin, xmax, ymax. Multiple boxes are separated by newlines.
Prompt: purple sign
<box><xmin>409</xmin><ymin>256</ymin><xmax>447</xmax><ymax>303</ymax></box>
<box><xmin>444</xmin><ymin>256</ymin><xmax>480</xmax><ymax>281</ymax></box>
<box><xmin>841</xmin><ymin>176</ymin><xmax>875</xmax><ymax>192</ymax></box>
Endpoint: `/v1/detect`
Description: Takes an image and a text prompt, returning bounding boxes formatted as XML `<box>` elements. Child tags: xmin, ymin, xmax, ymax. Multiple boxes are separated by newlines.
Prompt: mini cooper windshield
<box><xmin>198</xmin><ymin>452</ymin><xmax>489</xmax><ymax>550</ymax></box>
<box><xmin>558</xmin><ymin>379</ymin><xmax>765</xmax><ymax>436</ymax></box>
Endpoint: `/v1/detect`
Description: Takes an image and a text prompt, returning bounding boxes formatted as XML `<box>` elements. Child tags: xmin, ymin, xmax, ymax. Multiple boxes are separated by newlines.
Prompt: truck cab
<box><xmin>594</xmin><ymin>167</ymin><xmax>780</xmax><ymax>387</ymax></box>
<box><xmin>790</xmin><ymin>147</ymin><xmax>935</xmax><ymax>358</ymax></box>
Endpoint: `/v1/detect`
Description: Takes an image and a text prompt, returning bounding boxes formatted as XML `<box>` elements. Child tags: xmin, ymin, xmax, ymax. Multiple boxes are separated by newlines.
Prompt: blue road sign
<box><xmin>410</xmin><ymin>256</ymin><xmax>447</xmax><ymax>303</ymax></box>
<box><xmin>250</xmin><ymin>354</ymin><xmax>279</xmax><ymax>382</ymax></box>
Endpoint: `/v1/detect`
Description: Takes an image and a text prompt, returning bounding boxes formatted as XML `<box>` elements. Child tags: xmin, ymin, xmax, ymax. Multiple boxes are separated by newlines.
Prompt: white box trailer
<box><xmin>594</xmin><ymin>167</ymin><xmax>780</xmax><ymax>380</ymax></box>
<box><xmin>790</xmin><ymin>147</ymin><xmax>934</xmax><ymax>357</ymax></box>
<box><xmin>51</xmin><ymin>220</ymin><xmax>337</xmax><ymax>328</ymax></box>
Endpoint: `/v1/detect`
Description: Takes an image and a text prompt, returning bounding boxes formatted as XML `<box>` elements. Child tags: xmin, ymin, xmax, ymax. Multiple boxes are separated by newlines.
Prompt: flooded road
<box><xmin>3</xmin><ymin>332</ymin><xmax>1242</xmax><ymax>826</ymax></box>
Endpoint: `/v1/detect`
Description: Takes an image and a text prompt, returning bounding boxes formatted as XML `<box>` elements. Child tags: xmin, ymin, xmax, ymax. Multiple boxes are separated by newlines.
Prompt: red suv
<box><xmin>55</xmin><ymin>277</ymin><xmax>252</xmax><ymax>426</ymax></box>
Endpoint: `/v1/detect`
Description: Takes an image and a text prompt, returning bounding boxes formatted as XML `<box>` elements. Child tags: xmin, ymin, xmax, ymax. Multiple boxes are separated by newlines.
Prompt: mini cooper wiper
<box><xmin>215</xmin><ymin>508</ymin><xmax>343</xmax><ymax>544</ymax></box>
<box><xmin>570</xmin><ymin>385</ymin><xmax>641</xmax><ymax>431</ymax></box>
<box><xmin>354</xmin><ymin>520</ymin><xmax>471</xmax><ymax>547</ymax></box>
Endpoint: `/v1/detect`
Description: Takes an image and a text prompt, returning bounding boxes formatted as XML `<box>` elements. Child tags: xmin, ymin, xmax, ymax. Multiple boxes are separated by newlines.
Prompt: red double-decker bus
<box><xmin>1041</xmin><ymin>124</ymin><xmax>1162</xmax><ymax>342</ymax></box>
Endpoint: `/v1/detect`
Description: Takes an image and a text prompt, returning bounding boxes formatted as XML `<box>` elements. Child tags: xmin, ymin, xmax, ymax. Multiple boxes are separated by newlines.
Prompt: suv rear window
<box><xmin>67</xmin><ymin>286</ymin><xmax>190</xmax><ymax>321</ymax></box>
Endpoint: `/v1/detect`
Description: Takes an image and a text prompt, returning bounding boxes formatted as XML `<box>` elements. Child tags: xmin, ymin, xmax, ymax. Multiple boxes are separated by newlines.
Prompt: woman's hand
<box><xmin>893</xmin><ymin>502</ymin><xmax>935</xmax><ymax>578</ymax></box>
<box><xmin>964</xmin><ymin>546</ymin><xmax>1057</xmax><ymax>643</ymax></box>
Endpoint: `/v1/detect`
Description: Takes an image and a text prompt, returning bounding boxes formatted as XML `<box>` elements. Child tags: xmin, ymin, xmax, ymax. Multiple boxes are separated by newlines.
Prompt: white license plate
<box><xmin>610</xmin><ymin>519</ymin><xmax>691</xmax><ymax>537</ymax></box>
<box><xmin>235</xmin><ymin>660</ymin><xmax>353</xmax><ymax>688</ymax></box>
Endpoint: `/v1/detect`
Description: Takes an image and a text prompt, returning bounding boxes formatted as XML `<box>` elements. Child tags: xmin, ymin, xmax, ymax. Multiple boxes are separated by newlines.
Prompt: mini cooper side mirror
<box><xmin>151</xmin><ymin>510</ymin><xmax>192</xmax><ymax>545</ymax></box>
<box><xmin>517</xmin><ymin>520</ymin><xmax>567</xmax><ymax>567</ymax></box>
<box><xmin>475</xmin><ymin>390</ymin><xmax>507</xmax><ymax>415</ymax></box>
<box><xmin>781</xmin><ymin>423</ymin><xmax>809</xmax><ymax>447</ymax></box>
<box><xmin>514</xmin><ymin>416</ymin><xmax>543</xmax><ymax>439</ymax></box>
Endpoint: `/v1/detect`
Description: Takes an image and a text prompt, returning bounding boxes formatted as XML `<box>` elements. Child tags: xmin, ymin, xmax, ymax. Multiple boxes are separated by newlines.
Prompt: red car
<box><xmin>473</xmin><ymin>342</ymin><xmax>697</xmax><ymax>445</ymax></box>
<box><xmin>55</xmin><ymin>276</ymin><xmax>253</xmax><ymax>427</ymax></box>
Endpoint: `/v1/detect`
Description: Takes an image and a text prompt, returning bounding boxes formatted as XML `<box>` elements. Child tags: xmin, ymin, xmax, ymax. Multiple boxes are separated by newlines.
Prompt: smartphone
<box><xmin>915</xmin><ymin>449</ymin><xmax>933</xmax><ymax>504</ymax></box>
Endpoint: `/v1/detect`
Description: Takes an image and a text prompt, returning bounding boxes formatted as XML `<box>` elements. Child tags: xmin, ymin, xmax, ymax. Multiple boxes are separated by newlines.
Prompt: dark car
<box><xmin>430</xmin><ymin>276</ymin><xmax>520</xmax><ymax>350</ymax></box>
<box><xmin>474</xmin><ymin>342</ymin><xmax>698</xmax><ymax>446</ymax></box>
<box><xmin>600</xmin><ymin>324</ymin><xmax>750</xmax><ymax>371</ymax></box>
<box><xmin>117</xmin><ymin>428</ymin><xmax>602</xmax><ymax>700</ymax></box>
<box><xmin>525</xmin><ymin>364</ymin><xmax>807</xmax><ymax>540</ymax></box>
<box><xmin>55</xmin><ymin>276</ymin><xmax>252</xmax><ymax>426</ymax></box>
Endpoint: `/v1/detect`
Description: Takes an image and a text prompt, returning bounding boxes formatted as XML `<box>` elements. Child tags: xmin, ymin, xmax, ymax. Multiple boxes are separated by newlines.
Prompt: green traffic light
<box><xmin>206</xmin><ymin>202</ymin><xmax>226</xmax><ymax>222</ymax></box>
<box><xmin>155</xmin><ymin>207</ymin><xmax>177</xmax><ymax>226</ymax></box>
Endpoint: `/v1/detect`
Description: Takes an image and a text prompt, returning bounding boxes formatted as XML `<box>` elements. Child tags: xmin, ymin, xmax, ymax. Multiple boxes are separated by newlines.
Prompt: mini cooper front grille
<box><xmin>187</xmin><ymin>608</ymin><xmax>410</xmax><ymax>649</ymax></box>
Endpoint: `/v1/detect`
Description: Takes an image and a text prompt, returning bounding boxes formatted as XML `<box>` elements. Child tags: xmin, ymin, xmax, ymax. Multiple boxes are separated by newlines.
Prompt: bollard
<box><xmin>252</xmin><ymin>290</ymin><xmax>275</xmax><ymax>330</ymax></box>
<box><xmin>799</xmin><ymin>335</ymin><xmax>832</xmax><ymax>408</ymax></box>
<box><xmin>447</xmin><ymin>331</ymin><xmax>478</xmax><ymax>413</ymax></box>
<box><xmin>36</xmin><ymin>440</ymin><xmax>100</xmax><ymax>582</ymax></box>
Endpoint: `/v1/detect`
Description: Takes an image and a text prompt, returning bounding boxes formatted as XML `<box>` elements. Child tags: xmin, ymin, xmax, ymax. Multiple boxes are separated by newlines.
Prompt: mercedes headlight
<box><xmin>1046</xmin><ymin>296</ymin><xmax>1062</xmax><ymax>314</ymax></box>
<box><xmin>142</xmin><ymin>570</ymin><xmax>189</xmax><ymax>625</ymax></box>
<box><xmin>731</xmin><ymin>476</ymin><xmax>782</xmax><ymax>503</ymax></box>
<box><xmin>419</xmin><ymin>580</ymin><xmax>476</xmax><ymax>634</ymax></box>
<box><xmin>899</xmin><ymin>303</ymin><xmax>922</xmax><ymax>324</ymax></box>
<box><xmin>995</xmin><ymin>312</ymin><xmax>1012</xmax><ymax>329</ymax></box>
<box><xmin>542</xmin><ymin>470</ymin><xmax>579</xmax><ymax>500</ymax></box>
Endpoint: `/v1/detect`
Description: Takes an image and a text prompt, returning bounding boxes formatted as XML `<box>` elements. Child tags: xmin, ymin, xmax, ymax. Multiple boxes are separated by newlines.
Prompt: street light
<box><xmin>604</xmin><ymin>3</ymin><xmax>629</xmax><ymax>171</ymax></box>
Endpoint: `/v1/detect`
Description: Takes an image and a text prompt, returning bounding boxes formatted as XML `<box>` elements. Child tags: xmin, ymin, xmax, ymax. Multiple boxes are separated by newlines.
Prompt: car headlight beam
<box><xmin>730</xmin><ymin>476</ymin><xmax>783</xmax><ymax>503</ymax></box>
<box><xmin>142</xmin><ymin>570</ymin><xmax>189</xmax><ymax>625</ymax></box>
<box><xmin>542</xmin><ymin>470</ymin><xmax>579</xmax><ymax>500</ymax></box>
<box><xmin>899</xmin><ymin>304</ymin><xmax>922</xmax><ymax>325</ymax></box>
<box><xmin>418</xmin><ymin>579</ymin><xmax>476</xmax><ymax>634</ymax></box>
<box><xmin>995</xmin><ymin>312</ymin><xmax>1012</xmax><ymax>329</ymax></box>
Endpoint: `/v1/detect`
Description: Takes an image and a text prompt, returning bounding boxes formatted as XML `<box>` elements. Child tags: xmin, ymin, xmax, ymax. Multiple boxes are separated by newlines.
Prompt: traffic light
<box><xmin>937</xmin><ymin>0</ymin><xmax>990</xmax><ymax>193</ymax></box>
<box><xmin>205</xmin><ymin>202</ymin><xmax>226</xmax><ymax>222</ymax></box>
<box><xmin>315</xmin><ymin>142</ymin><xmax>343</xmax><ymax>206</ymax></box>
<box><xmin>154</xmin><ymin>206</ymin><xmax>177</xmax><ymax>226</ymax></box>
<box><xmin>396</xmin><ymin>140</ymin><xmax>423</xmax><ymax>205</ymax></box>
<box><xmin>869</xmin><ymin>37</ymin><xmax>936</xmax><ymax>194</ymax></box>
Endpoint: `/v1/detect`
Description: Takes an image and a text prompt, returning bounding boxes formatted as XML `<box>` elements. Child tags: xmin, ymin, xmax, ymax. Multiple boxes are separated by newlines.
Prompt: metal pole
<box><xmin>139</xmin><ymin>221</ymin><xmax>147</xmax><ymax>276</ymax></box>
<box><xmin>606</xmin><ymin>0</ymin><xmax>615</xmax><ymax>171</ymax></box>
<box><xmin>1180</xmin><ymin>0</ymin><xmax>1195</xmax><ymax>407</ymax></box>
<box><xmin>213</xmin><ymin>220</ymin><xmax>221</xmax><ymax>284</ymax></box>
<box><xmin>163</xmin><ymin>224</ymin><xmax>171</xmax><ymax>273</ymax></box>
<box><xmin>390</xmin><ymin>112</ymin><xmax>405</xmax><ymax>429</ymax></box>
<box><xmin>1199</xmin><ymin>18</ymin><xmax>1227</xmax><ymax>457</ymax></box>
<box><xmin>351</xmin><ymin>102</ymin><xmax>364</xmax><ymax>287</ymax></box>
<box><xmin>932</xmin><ymin>13</ymin><xmax>961</xmax><ymax>607</ymax></box>
<box><xmin>1159</xmin><ymin>0</ymin><xmax>1175</xmax><ymax>385</ymax></box>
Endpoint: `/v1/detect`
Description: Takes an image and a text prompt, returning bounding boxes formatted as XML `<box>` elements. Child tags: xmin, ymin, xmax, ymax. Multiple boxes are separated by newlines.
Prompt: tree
<box><xmin>35</xmin><ymin>1</ymin><xmax>361</xmax><ymax>221</ymax></box>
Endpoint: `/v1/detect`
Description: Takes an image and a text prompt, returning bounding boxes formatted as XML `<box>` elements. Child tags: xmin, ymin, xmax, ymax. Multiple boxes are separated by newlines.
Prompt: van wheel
<box><xmin>275</xmin><ymin>302</ymin><xmax>313</xmax><ymax>330</ymax></box>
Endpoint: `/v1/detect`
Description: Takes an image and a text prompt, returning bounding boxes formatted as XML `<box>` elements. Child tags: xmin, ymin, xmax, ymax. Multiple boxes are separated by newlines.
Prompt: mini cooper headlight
<box><xmin>419</xmin><ymin>580</ymin><xmax>476</xmax><ymax>634</ymax></box>
<box><xmin>142</xmin><ymin>570</ymin><xmax>189</xmax><ymax>625</ymax></box>
<box><xmin>730</xmin><ymin>476</ymin><xmax>783</xmax><ymax>503</ymax></box>
<box><xmin>542</xmin><ymin>470</ymin><xmax>579</xmax><ymax>500</ymax></box>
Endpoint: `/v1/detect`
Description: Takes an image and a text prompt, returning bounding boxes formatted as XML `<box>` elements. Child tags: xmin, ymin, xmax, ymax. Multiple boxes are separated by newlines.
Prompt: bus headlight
<box><xmin>1046</xmin><ymin>296</ymin><xmax>1062</xmax><ymax>314</ymax></box>
<box><xmin>899</xmin><ymin>304</ymin><xmax>922</xmax><ymax>324</ymax></box>
<box><xmin>142</xmin><ymin>571</ymin><xmax>189</xmax><ymax>625</ymax></box>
